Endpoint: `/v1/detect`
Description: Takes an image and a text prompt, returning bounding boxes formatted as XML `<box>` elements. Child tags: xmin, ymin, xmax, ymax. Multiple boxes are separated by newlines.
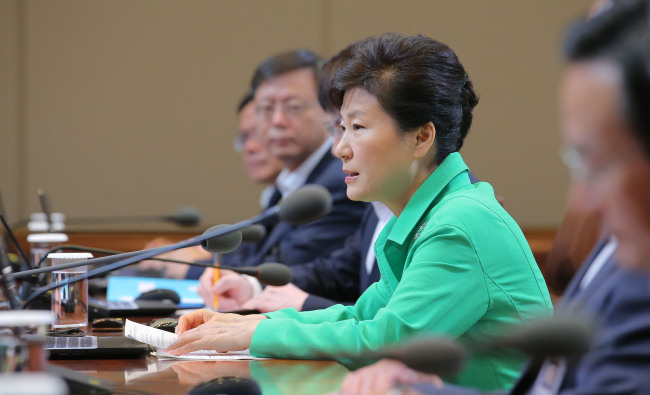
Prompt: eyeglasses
<box><xmin>233</xmin><ymin>134</ymin><xmax>249</xmax><ymax>153</ymax></box>
<box><xmin>561</xmin><ymin>148</ymin><xmax>589</xmax><ymax>182</ymax></box>
<box><xmin>561</xmin><ymin>146</ymin><xmax>641</xmax><ymax>186</ymax></box>
<box><xmin>255</xmin><ymin>100</ymin><xmax>314</xmax><ymax>121</ymax></box>
<box><xmin>325</xmin><ymin>122</ymin><xmax>341</xmax><ymax>137</ymax></box>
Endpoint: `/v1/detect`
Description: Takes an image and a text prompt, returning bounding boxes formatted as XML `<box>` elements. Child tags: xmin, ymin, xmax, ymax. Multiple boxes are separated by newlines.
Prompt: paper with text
<box><xmin>124</xmin><ymin>319</ymin><xmax>268</xmax><ymax>361</ymax></box>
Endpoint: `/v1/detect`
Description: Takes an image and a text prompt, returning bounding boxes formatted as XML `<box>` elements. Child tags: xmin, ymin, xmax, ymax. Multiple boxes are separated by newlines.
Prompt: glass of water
<box><xmin>47</xmin><ymin>253</ymin><xmax>93</xmax><ymax>329</ymax></box>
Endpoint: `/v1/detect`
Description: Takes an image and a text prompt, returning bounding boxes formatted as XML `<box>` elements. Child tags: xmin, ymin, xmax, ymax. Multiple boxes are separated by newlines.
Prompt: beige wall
<box><xmin>1</xmin><ymin>0</ymin><xmax>593</xmax><ymax>230</ymax></box>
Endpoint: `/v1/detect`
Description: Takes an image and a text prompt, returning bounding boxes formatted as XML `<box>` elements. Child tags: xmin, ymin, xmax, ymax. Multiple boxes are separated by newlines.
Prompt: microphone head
<box><xmin>172</xmin><ymin>206</ymin><xmax>202</xmax><ymax>227</ymax></box>
<box><xmin>240</xmin><ymin>224</ymin><xmax>267</xmax><ymax>243</ymax></box>
<box><xmin>278</xmin><ymin>185</ymin><xmax>332</xmax><ymax>225</ymax></box>
<box><xmin>200</xmin><ymin>225</ymin><xmax>243</xmax><ymax>254</ymax></box>
<box><xmin>486</xmin><ymin>315</ymin><xmax>595</xmax><ymax>358</ymax></box>
<box><xmin>256</xmin><ymin>262</ymin><xmax>292</xmax><ymax>286</ymax></box>
<box><xmin>379</xmin><ymin>337</ymin><xmax>467</xmax><ymax>377</ymax></box>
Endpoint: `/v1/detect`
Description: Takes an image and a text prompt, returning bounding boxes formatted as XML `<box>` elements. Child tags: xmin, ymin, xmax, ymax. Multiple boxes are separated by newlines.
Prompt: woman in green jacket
<box><xmin>166</xmin><ymin>33</ymin><xmax>553</xmax><ymax>391</ymax></box>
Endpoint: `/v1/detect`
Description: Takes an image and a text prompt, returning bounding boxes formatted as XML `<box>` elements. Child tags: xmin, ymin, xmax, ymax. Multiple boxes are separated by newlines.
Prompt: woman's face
<box><xmin>334</xmin><ymin>87</ymin><xmax>417</xmax><ymax>205</ymax></box>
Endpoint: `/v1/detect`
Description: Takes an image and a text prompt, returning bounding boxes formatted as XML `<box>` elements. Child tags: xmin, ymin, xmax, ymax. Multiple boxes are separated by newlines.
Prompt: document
<box><xmin>124</xmin><ymin>319</ymin><xmax>268</xmax><ymax>361</ymax></box>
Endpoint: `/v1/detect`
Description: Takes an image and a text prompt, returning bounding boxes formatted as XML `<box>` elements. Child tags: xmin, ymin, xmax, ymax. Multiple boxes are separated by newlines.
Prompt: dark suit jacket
<box><xmin>510</xmin><ymin>238</ymin><xmax>650</xmax><ymax>395</ymax></box>
<box><xmin>186</xmin><ymin>151</ymin><xmax>367</xmax><ymax>280</ymax></box>
<box><xmin>241</xmin><ymin>151</ymin><xmax>367</xmax><ymax>267</ymax></box>
<box><xmin>293</xmin><ymin>205</ymin><xmax>381</xmax><ymax>310</ymax></box>
<box><xmin>413</xmin><ymin>237</ymin><xmax>650</xmax><ymax>395</ymax></box>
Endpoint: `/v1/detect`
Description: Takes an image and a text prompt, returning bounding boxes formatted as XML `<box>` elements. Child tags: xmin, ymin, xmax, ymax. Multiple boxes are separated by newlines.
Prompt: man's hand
<box><xmin>198</xmin><ymin>268</ymin><xmax>255</xmax><ymax>310</ymax></box>
<box><xmin>242</xmin><ymin>283</ymin><xmax>309</xmax><ymax>313</ymax></box>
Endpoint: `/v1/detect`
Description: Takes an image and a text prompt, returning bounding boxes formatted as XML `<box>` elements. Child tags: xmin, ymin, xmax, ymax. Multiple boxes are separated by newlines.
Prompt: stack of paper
<box><xmin>124</xmin><ymin>319</ymin><xmax>268</xmax><ymax>361</ymax></box>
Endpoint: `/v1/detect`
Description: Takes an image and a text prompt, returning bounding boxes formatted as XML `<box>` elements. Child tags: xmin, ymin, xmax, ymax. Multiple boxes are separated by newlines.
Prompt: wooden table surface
<box><xmin>48</xmin><ymin>318</ymin><xmax>348</xmax><ymax>395</ymax></box>
<box><xmin>51</xmin><ymin>357</ymin><xmax>348</xmax><ymax>394</ymax></box>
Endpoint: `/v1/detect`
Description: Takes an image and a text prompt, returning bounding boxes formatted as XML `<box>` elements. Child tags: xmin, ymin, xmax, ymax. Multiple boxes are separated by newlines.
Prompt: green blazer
<box><xmin>250</xmin><ymin>153</ymin><xmax>553</xmax><ymax>391</ymax></box>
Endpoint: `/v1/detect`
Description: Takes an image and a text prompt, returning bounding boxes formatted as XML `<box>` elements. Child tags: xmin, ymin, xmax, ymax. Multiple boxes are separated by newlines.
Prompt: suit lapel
<box><xmin>248</xmin><ymin>152</ymin><xmax>334</xmax><ymax>266</ymax></box>
<box><xmin>561</xmin><ymin>237</ymin><xmax>610</xmax><ymax>302</ymax></box>
<box><xmin>511</xmin><ymin>237</ymin><xmax>617</xmax><ymax>394</ymax></box>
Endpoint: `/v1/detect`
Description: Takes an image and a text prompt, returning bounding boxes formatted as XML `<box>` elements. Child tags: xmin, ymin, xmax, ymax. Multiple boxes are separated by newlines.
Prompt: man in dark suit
<box><xmin>235</xmin><ymin>203</ymin><xmax>387</xmax><ymax>312</ymax></box>
<box><xmin>197</xmin><ymin>49</ymin><xmax>367</xmax><ymax>310</ymax></box>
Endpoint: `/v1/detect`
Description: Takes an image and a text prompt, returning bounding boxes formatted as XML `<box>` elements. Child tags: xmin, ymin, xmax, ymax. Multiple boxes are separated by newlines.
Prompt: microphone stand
<box><xmin>21</xmin><ymin>207</ymin><xmax>281</xmax><ymax>308</ymax></box>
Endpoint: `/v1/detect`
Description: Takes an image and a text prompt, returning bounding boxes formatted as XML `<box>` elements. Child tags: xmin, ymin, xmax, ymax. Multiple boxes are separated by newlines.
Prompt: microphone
<box><xmin>371</xmin><ymin>337</ymin><xmax>467</xmax><ymax>377</ymax></box>
<box><xmin>230</xmin><ymin>262</ymin><xmax>292</xmax><ymax>286</ymax></box>
<box><xmin>0</xmin><ymin>239</ymin><xmax>22</xmax><ymax>310</ymax></box>
<box><xmin>37</xmin><ymin>188</ymin><xmax>55</xmax><ymax>232</ymax></box>
<box><xmin>17</xmin><ymin>226</ymin><xmax>244</xmax><ymax>278</ymax></box>
<box><xmin>11</xmin><ymin>244</ymin><xmax>291</xmax><ymax>287</ymax></box>
<box><xmin>200</xmin><ymin>224</ymin><xmax>266</xmax><ymax>253</ymax></box>
<box><xmin>20</xmin><ymin>184</ymin><xmax>330</xmax><ymax>308</ymax></box>
<box><xmin>240</xmin><ymin>224</ymin><xmax>266</xmax><ymax>243</ymax></box>
<box><xmin>201</xmin><ymin>225</ymin><xmax>243</xmax><ymax>254</ymax></box>
<box><xmin>164</xmin><ymin>207</ymin><xmax>202</xmax><ymax>227</ymax></box>
<box><xmin>332</xmin><ymin>316</ymin><xmax>595</xmax><ymax>377</ymax></box>
<box><xmin>390</xmin><ymin>316</ymin><xmax>596</xmax><ymax>376</ymax></box>
<box><xmin>277</xmin><ymin>185</ymin><xmax>332</xmax><ymax>225</ymax></box>
<box><xmin>65</xmin><ymin>206</ymin><xmax>203</xmax><ymax>227</ymax></box>
<box><xmin>475</xmin><ymin>315</ymin><xmax>595</xmax><ymax>357</ymax></box>
<box><xmin>0</xmin><ymin>213</ymin><xmax>30</xmax><ymax>270</ymax></box>
<box><xmin>31</xmin><ymin>223</ymin><xmax>245</xmax><ymax>269</ymax></box>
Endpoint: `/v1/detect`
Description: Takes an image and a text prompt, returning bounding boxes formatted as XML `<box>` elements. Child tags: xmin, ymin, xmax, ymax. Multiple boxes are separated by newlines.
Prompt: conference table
<box><xmin>49</xmin><ymin>318</ymin><xmax>349</xmax><ymax>395</ymax></box>
<box><xmin>52</xmin><ymin>358</ymin><xmax>348</xmax><ymax>394</ymax></box>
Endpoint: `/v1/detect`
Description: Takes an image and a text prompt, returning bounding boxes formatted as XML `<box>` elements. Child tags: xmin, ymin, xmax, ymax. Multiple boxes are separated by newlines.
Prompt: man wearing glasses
<box><xmin>198</xmin><ymin>50</ymin><xmax>367</xmax><ymax>310</ymax></box>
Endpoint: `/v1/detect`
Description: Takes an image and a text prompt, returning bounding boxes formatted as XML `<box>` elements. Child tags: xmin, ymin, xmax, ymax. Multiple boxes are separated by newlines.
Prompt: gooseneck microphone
<box><xmin>233</xmin><ymin>262</ymin><xmax>292</xmax><ymax>287</ymax></box>
<box><xmin>0</xmin><ymin>239</ymin><xmax>22</xmax><ymax>310</ymax></box>
<box><xmin>65</xmin><ymin>206</ymin><xmax>203</xmax><ymax>227</ymax></box>
<box><xmin>29</xmin><ymin>224</ymin><xmax>265</xmax><ymax>269</ymax></box>
<box><xmin>200</xmin><ymin>224</ymin><xmax>243</xmax><ymax>254</ymax></box>
<box><xmin>276</xmin><ymin>185</ymin><xmax>332</xmax><ymax>224</ymax></box>
<box><xmin>19</xmin><ymin>224</ymin><xmax>246</xmax><ymax>278</ymax></box>
<box><xmin>12</xmin><ymin>243</ymin><xmax>292</xmax><ymax>288</ymax></box>
<box><xmin>322</xmin><ymin>316</ymin><xmax>595</xmax><ymax>378</ymax></box>
<box><xmin>20</xmin><ymin>185</ymin><xmax>330</xmax><ymax>308</ymax></box>
<box><xmin>474</xmin><ymin>315</ymin><xmax>595</xmax><ymax>357</ymax></box>
<box><xmin>37</xmin><ymin>188</ymin><xmax>54</xmax><ymax>232</ymax></box>
<box><xmin>372</xmin><ymin>337</ymin><xmax>467</xmax><ymax>377</ymax></box>
<box><xmin>239</xmin><ymin>224</ymin><xmax>266</xmax><ymax>243</ymax></box>
<box><xmin>0</xmin><ymin>213</ymin><xmax>30</xmax><ymax>269</ymax></box>
<box><xmin>383</xmin><ymin>316</ymin><xmax>594</xmax><ymax>376</ymax></box>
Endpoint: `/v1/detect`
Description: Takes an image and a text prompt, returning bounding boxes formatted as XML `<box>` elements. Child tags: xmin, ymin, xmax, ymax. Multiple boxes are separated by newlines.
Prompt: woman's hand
<box><xmin>339</xmin><ymin>359</ymin><xmax>443</xmax><ymax>394</ymax></box>
<box><xmin>164</xmin><ymin>309</ymin><xmax>267</xmax><ymax>355</ymax></box>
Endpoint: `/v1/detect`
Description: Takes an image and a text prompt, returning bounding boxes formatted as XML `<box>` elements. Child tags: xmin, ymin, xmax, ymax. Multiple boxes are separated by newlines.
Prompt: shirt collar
<box><xmin>371</xmin><ymin>201</ymin><xmax>394</xmax><ymax>224</ymax></box>
<box><xmin>259</xmin><ymin>185</ymin><xmax>277</xmax><ymax>209</ymax></box>
<box><xmin>275</xmin><ymin>138</ymin><xmax>333</xmax><ymax>198</ymax></box>
<box><xmin>387</xmin><ymin>152</ymin><xmax>471</xmax><ymax>245</ymax></box>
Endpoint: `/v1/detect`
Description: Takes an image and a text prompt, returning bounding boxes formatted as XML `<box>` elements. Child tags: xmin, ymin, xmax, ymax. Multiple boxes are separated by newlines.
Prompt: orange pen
<box><xmin>212</xmin><ymin>266</ymin><xmax>220</xmax><ymax>309</ymax></box>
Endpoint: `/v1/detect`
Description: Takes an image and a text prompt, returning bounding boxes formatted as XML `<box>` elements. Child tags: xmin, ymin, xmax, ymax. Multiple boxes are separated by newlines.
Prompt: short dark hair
<box><xmin>237</xmin><ymin>88</ymin><xmax>255</xmax><ymax>113</ymax></box>
<box><xmin>564</xmin><ymin>0</ymin><xmax>650</xmax><ymax>156</ymax></box>
<box><xmin>330</xmin><ymin>32</ymin><xmax>479</xmax><ymax>166</ymax></box>
<box><xmin>318</xmin><ymin>46</ymin><xmax>354</xmax><ymax>113</ymax></box>
<box><xmin>250</xmin><ymin>49</ymin><xmax>323</xmax><ymax>91</ymax></box>
<box><xmin>621</xmin><ymin>41</ymin><xmax>650</xmax><ymax>156</ymax></box>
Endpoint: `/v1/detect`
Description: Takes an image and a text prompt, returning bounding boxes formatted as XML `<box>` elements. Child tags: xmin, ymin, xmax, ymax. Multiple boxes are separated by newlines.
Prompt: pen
<box><xmin>212</xmin><ymin>266</ymin><xmax>220</xmax><ymax>309</ymax></box>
